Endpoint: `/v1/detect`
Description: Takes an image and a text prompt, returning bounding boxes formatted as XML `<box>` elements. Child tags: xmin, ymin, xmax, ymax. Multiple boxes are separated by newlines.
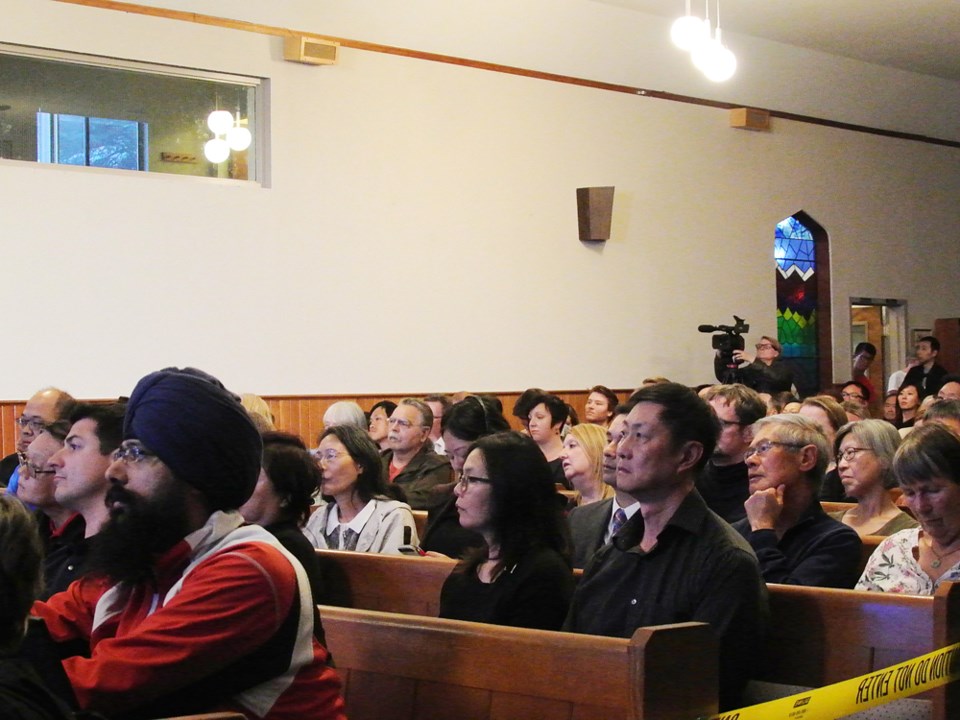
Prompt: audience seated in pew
<box><xmin>560</xmin><ymin>423</ymin><xmax>614</xmax><ymax>507</ymax></box>
<box><xmin>366</xmin><ymin>399</ymin><xmax>396</xmax><ymax>452</ymax></box>
<box><xmin>859</xmin><ymin>423</ymin><xmax>960</xmax><ymax>593</ymax></box>
<box><xmin>305</xmin><ymin>425</ymin><xmax>418</xmax><ymax>554</ymax></box>
<box><xmin>0</xmin><ymin>495</ymin><xmax>74</xmax><ymax>720</ymax></box>
<box><xmin>799</xmin><ymin>395</ymin><xmax>849</xmax><ymax>501</ymax></box>
<box><xmin>567</xmin><ymin>403</ymin><xmax>639</xmax><ymax>569</ymax></box>
<box><xmin>438</xmin><ymin>432</ymin><xmax>573</xmax><ymax>630</ymax></box>
<box><xmin>381</xmin><ymin>398</ymin><xmax>452</xmax><ymax>510</ymax></box>
<box><xmin>43</xmin><ymin>403</ymin><xmax>126</xmax><ymax>599</ymax></box>
<box><xmin>420</xmin><ymin>395</ymin><xmax>508</xmax><ymax>559</ymax></box>
<box><xmin>240</xmin><ymin>431</ymin><xmax>327</xmax><ymax>638</ymax></box>
<box><xmin>525</xmin><ymin>392</ymin><xmax>572</xmax><ymax>489</ymax></box>
<box><xmin>17</xmin><ymin>424</ymin><xmax>87</xmax><ymax>601</ymax></box>
<box><xmin>564</xmin><ymin>383</ymin><xmax>766</xmax><ymax>712</ymax></box>
<box><xmin>696</xmin><ymin>384</ymin><xmax>767</xmax><ymax>524</ymax></box>
<box><xmin>918</xmin><ymin>398</ymin><xmax>960</xmax><ymax>437</ymax></box>
<box><xmin>583</xmin><ymin>384</ymin><xmax>618</xmax><ymax>427</ymax></box>
<box><xmin>828</xmin><ymin>419</ymin><xmax>918</xmax><ymax>537</ymax></box>
<box><xmin>733</xmin><ymin>414</ymin><xmax>863</xmax><ymax>588</ymax></box>
<box><xmin>27</xmin><ymin>368</ymin><xmax>345</xmax><ymax>719</ymax></box>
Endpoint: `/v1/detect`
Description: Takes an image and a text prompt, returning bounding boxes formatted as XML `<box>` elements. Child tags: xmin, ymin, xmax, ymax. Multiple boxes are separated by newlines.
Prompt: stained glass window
<box><xmin>776</xmin><ymin>215</ymin><xmax>819</xmax><ymax>395</ymax></box>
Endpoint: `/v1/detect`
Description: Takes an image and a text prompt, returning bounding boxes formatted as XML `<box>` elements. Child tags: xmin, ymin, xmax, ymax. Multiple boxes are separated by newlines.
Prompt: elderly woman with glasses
<box><xmin>304</xmin><ymin>425</ymin><xmax>417</xmax><ymax>554</ymax></box>
<box><xmin>827</xmin><ymin>420</ymin><xmax>918</xmax><ymax>537</ymax></box>
<box><xmin>858</xmin><ymin>424</ymin><xmax>960</xmax><ymax>594</ymax></box>
<box><xmin>438</xmin><ymin>431</ymin><xmax>573</xmax><ymax>630</ymax></box>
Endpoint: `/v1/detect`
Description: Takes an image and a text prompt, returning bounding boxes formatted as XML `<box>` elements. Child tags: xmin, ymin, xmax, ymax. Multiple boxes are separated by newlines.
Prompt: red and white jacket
<box><xmin>33</xmin><ymin>511</ymin><xmax>346</xmax><ymax>720</ymax></box>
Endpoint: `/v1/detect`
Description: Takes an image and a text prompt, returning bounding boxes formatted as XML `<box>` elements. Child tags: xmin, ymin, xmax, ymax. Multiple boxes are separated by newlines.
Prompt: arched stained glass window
<box><xmin>775</xmin><ymin>215</ymin><xmax>820</xmax><ymax>395</ymax></box>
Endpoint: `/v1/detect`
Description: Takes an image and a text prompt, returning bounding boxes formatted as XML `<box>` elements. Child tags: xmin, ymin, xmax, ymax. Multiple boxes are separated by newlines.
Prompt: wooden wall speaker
<box><xmin>283</xmin><ymin>35</ymin><xmax>339</xmax><ymax>65</ymax></box>
<box><xmin>577</xmin><ymin>186</ymin><xmax>614</xmax><ymax>242</ymax></box>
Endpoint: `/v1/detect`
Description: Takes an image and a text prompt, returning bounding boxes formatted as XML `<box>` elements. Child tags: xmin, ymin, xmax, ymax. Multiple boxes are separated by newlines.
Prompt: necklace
<box><xmin>927</xmin><ymin>537</ymin><xmax>960</xmax><ymax>568</ymax></box>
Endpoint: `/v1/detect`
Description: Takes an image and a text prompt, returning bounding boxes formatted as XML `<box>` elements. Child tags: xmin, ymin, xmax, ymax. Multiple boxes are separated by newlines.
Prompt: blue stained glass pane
<box><xmin>775</xmin><ymin>216</ymin><xmax>816</xmax><ymax>275</ymax></box>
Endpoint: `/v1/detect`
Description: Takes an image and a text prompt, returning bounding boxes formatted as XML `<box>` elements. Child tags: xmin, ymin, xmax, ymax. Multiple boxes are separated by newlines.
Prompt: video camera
<box><xmin>699</xmin><ymin>316</ymin><xmax>749</xmax><ymax>384</ymax></box>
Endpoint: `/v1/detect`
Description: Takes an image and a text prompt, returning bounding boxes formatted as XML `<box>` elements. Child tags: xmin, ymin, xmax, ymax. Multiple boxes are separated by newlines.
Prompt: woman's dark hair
<box><xmin>512</xmin><ymin>388</ymin><xmax>546</xmax><ymax>420</ymax></box>
<box><xmin>894</xmin><ymin>422</ymin><xmax>960</xmax><ymax>487</ymax></box>
<box><xmin>0</xmin><ymin>495</ymin><xmax>43</xmax><ymax>652</ymax></box>
<box><xmin>261</xmin><ymin>433</ymin><xmax>320</xmax><ymax>526</ymax></box>
<box><xmin>528</xmin><ymin>392</ymin><xmax>569</xmax><ymax>427</ymax></box>
<box><xmin>464</xmin><ymin>431</ymin><xmax>570</xmax><ymax>571</ymax></box>
<box><xmin>369</xmin><ymin>400</ymin><xmax>397</xmax><ymax>421</ymax></box>
<box><xmin>441</xmin><ymin>395</ymin><xmax>510</xmax><ymax>442</ymax></box>
<box><xmin>319</xmin><ymin>424</ymin><xmax>388</xmax><ymax>504</ymax></box>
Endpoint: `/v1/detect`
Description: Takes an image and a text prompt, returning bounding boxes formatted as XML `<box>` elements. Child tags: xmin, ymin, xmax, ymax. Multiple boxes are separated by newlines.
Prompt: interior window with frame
<box><xmin>0</xmin><ymin>44</ymin><xmax>261</xmax><ymax>182</ymax></box>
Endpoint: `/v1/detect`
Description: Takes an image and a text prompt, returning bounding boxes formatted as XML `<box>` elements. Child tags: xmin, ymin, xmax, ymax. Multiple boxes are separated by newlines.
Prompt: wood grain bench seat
<box><xmin>320</xmin><ymin>605</ymin><xmax>718</xmax><ymax>720</ymax></box>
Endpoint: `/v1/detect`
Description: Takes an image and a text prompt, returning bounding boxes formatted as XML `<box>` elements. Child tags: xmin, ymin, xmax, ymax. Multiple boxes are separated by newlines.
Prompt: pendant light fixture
<box><xmin>671</xmin><ymin>0</ymin><xmax>737</xmax><ymax>82</ymax></box>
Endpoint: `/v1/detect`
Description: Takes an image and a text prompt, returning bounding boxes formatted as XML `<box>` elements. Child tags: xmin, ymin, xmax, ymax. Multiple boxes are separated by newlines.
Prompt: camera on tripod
<box><xmin>699</xmin><ymin>316</ymin><xmax>750</xmax><ymax>384</ymax></box>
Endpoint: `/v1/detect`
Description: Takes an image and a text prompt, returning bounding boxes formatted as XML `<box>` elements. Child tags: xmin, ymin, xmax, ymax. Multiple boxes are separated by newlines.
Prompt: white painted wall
<box><xmin>2</xmin><ymin>0</ymin><xmax>958</xmax><ymax>399</ymax></box>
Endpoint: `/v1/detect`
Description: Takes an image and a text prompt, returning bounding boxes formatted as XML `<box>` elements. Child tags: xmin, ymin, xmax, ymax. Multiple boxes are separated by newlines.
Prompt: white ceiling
<box><xmin>595</xmin><ymin>0</ymin><xmax>960</xmax><ymax>81</ymax></box>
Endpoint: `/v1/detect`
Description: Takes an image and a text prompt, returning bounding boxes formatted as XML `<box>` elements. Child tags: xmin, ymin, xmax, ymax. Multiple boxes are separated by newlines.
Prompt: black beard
<box><xmin>85</xmin><ymin>481</ymin><xmax>192</xmax><ymax>585</ymax></box>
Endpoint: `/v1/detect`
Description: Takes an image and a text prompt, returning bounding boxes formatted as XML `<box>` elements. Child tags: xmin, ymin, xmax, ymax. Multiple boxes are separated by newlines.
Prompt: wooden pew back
<box><xmin>321</xmin><ymin>605</ymin><xmax>718</xmax><ymax>720</ymax></box>
<box><xmin>759</xmin><ymin>581</ymin><xmax>960</xmax><ymax>720</ymax></box>
<box><xmin>316</xmin><ymin>550</ymin><xmax>455</xmax><ymax>616</ymax></box>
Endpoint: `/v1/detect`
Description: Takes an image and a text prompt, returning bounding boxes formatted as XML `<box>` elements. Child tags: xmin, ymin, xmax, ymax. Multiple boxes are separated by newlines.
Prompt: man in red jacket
<box><xmin>30</xmin><ymin>367</ymin><xmax>346</xmax><ymax>720</ymax></box>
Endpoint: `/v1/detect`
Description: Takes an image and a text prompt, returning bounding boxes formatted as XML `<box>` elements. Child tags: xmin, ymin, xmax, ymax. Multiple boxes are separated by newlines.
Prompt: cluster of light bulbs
<box><xmin>203</xmin><ymin>110</ymin><xmax>252</xmax><ymax>164</ymax></box>
<box><xmin>670</xmin><ymin>0</ymin><xmax>737</xmax><ymax>82</ymax></box>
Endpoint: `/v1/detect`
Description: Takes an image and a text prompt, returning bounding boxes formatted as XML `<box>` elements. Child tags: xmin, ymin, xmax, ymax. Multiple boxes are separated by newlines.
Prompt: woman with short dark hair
<box><xmin>438</xmin><ymin>432</ymin><xmax>573</xmax><ymax>630</ymax></box>
<box><xmin>304</xmin><ymin>425</ymin><xmax>417</xmax><ymax>553</ymax></box>
<box><xmin>239</xmin><ymin>431</ymin><xmax>327</xmax><ymax>621</ymax></box>
<box><xmin>421</xmin><ymin>396</ymin><xmax>510</xmax><ymax>558</ymax></box>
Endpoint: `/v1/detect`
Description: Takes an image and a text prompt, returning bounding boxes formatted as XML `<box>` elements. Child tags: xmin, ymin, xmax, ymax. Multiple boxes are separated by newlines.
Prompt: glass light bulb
<box><xmin>703</xmin><ymin>44</ymin><xmax>736</xmax><ymax>82</ymax></box>
<box><xmin>670</xmin><ymin>15</ymin><xmax>708</xmax><ymax>51</ymax></box>
<box><xmin>204</xmin><ymin>137</ymin><xmax>230</xmax><ymax>163</ymax></box>
<box><xmin>226</xmin><ymin>125</ymin><xmax>252</xmax><ymax>151</ymax></box>
<box><xmin>207</xmin><ymin>110</ymin><xmax>234</xmax><ymax>136</ymax></box>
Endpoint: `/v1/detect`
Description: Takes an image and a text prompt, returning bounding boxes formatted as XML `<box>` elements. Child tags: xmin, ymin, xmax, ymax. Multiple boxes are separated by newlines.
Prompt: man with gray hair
<box><xmin>383</xmin><ymin>398</ymin><xmax>451</xmax><ymax>509</ymax></box>
<box><xmin>733</xmin><ymin>414</ymin><xmax>862</xmax><ymax>588</ymax></box>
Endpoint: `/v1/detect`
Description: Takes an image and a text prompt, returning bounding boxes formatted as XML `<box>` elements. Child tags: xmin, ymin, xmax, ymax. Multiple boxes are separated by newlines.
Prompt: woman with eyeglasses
<box><xmin>438</xmin><ymin>431</ymin><xmax>573</xmax><ymax>630</ymax></box>
<box><xmin>858</xmin><ymin>424</ymin><xmax>960</xmax><ymax>594</ymax></box>
<box><xmin>420</xmin><ymin>395</ymin><xmax>510</xmax><ymax>558</ymax></box>
<box><xmin>827</xmin><ymin>420</ymin><xmax>917</xmax><ymax>537</ymax></box>
<box><xmin>304</xmin><ymin>425</ymin><xmax>417</xmax><ymax>554</ymax></box>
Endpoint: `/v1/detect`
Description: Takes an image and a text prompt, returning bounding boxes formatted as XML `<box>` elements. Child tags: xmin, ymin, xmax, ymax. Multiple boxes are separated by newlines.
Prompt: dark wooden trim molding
<box><xmin>52</xmin><ymin>0</ymin><xmax>960</xmax><ymax>149</ymax></box>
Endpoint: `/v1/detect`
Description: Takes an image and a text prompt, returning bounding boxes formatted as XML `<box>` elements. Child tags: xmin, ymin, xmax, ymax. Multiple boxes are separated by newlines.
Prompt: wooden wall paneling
<box><xmin>0</xmin><ymin>389</ymin><xmax>637</xmax><ymax>456</ymax></box>
<box><xmin>934</xmin><ymin>318</ymin><xmax>960</xmax><ymax>374</ymax></box>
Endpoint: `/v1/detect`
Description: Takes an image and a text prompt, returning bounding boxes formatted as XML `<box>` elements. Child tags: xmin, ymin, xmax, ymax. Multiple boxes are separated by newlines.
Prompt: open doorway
<box><xmin>850</xmin><ymin>297</ymin><xmax>906</xmax><ymax>406</ymax></box>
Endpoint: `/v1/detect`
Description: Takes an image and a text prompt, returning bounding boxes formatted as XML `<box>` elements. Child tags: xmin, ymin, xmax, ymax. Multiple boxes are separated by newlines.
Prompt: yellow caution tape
<box><xmin>701</xmin><ymin>641</ymin><xmax>960</xmax><ymax>720</ymax></box>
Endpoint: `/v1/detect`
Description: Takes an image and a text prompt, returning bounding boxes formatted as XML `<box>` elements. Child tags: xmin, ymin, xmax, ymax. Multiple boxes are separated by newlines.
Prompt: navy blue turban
<box><xmin>123</xmin><ymin>367</ymin><xmax>263</xmax><ymax>511</ymax></box>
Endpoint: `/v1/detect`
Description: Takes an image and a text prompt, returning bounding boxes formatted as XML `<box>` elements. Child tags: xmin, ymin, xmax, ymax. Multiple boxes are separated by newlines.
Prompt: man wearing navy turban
<box><xmin>29</xmin><ymin>368</ymin><xmax>346</xmax><ymax>720</ymax></box>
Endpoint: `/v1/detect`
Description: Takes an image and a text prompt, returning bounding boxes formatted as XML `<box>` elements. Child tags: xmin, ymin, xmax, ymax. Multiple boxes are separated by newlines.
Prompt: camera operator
<box><xmin>719</xmin><ymin>336</ymin><xmax>794</xmax><ymax>394</ymax></box>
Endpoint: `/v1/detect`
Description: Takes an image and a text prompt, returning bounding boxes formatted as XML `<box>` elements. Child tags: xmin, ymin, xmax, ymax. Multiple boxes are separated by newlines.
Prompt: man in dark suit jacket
<box><xmin>567</xmin><ymin>405</ymin><xmax>638</xmax><ymax>568</ymax></box>
<box><xmin>900</xmin><ymin>335</ymin><xmax>948</xmax><ymax>400</ymax></box>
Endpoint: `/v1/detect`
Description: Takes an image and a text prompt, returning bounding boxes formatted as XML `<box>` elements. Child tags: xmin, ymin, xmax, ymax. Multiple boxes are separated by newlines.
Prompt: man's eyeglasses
<box><xmin>457</xmin><ymin>472</ymin><xmax>491</xmax><ymax>491</ymax></box>
<box><xmin>743</xmin><ymin>440</ymin><xmax>805</xmax><ymax>461</ymax></box>
<box><xmin>111</xmin><ymin>442</ymin><xmax>157</xmax><ymax>464</ymax></box>
<box><xmin>841</xmin><ymin>391</ymin><xmax>865</xmax><ymax>401</ymax></box>
<box><xmin>755</xmin><ymin>343</ymin><xmax>774</xmax><ymax>351</ymax></box>
<box><xmin>16</xmin><ymin>415</ymin><xmax>47</xmax><ymax>433</ymax></box>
